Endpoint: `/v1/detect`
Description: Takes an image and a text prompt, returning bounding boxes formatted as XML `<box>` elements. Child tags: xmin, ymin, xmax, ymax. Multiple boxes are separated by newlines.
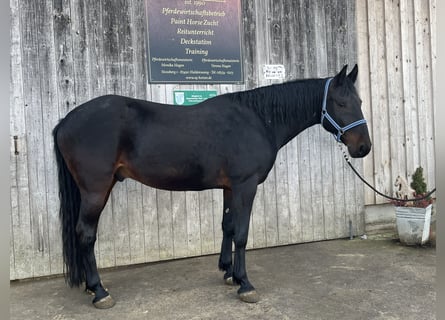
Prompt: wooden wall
<box><xmin>10</xmin><ymin>0</ymin><xmax>435</xmax><ymax>280</ymax></box>
<box><xmin>357</xmin><ymin>0</ymin><xmax>436</xmax><ymax>205</ymax></box>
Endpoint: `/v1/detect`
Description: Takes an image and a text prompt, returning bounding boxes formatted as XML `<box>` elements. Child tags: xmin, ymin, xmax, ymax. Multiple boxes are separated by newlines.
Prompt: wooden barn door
<box><xmin>10</xmin><ymin>0</ymin><xmax>363</xmax><ymax>280</ymax></box>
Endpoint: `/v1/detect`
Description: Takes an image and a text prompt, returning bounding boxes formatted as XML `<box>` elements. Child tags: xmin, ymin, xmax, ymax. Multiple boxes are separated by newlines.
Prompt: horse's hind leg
<box><xmin>218</xmin><ymin>189</ymin><xmax>234</xmax><ymax>285</ymax></box>
<box><xmin>77</xmin><ymin>190</ymin><xmax>115</xmax><ymax>309</ymax></box>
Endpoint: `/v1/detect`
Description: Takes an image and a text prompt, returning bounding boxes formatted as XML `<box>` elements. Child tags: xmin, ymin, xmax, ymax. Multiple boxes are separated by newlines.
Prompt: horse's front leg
<box><xmin>218</xmin><ymin>189</ymin><xmax>234</xmax><ymax>285</ymax></box>
<box><xmin>231</xmin><ymin>177</ymin><xmax>259</xmax><ymax>303</ymax></box>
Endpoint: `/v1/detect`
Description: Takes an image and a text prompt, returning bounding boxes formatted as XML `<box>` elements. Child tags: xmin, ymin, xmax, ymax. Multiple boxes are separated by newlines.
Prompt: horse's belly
<box><xmin>117</xmin><ymin>163</ymin><xmax>221</xmax><ymax>191</ymax></box>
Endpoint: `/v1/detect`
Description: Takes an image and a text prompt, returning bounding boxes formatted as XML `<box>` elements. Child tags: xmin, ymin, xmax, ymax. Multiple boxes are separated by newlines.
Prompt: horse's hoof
<box><xmin>93</xmin><ymin>294</ymin><xmax>116</xmax><ymax>309</ymax></box>
<box><xmin>239</xmin><ymin>290</ymin><xmax>259</xmax><ymax>303</ymax></box>
<box><xmin>224</xmin><ymin>276</ymin><xmax>233</xmax><ymax>285</ymax></box>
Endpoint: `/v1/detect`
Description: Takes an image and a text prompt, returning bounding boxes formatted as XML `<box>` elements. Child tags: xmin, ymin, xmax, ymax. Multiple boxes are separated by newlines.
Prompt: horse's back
<box><xmin>54</xmin><ymin>94</ymin><xmax>277</xmax><ymax>191</ymax></box>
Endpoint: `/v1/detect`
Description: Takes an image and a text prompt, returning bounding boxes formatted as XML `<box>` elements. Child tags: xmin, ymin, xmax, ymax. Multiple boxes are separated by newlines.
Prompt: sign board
<box><xmin>173</xmin><ymin>90</ymin><xmax>217</xmax><ymax>105</ymax></box>
<box><xmin>146</xmin><ymin>0</ymin><xmax>244</xmax><ymax>84</ymax></box>
<box><xmin>263</xmin><ymin>64</ymin><xmax>286</xmax><ymax>80</ymax></box>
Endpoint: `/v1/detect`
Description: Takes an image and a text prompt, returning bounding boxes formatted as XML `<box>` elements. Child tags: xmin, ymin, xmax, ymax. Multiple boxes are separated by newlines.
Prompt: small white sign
<box><xmin>263</xmin><ymin>64</ymin><xmax>286</xmax><ymax>80</ymax></box>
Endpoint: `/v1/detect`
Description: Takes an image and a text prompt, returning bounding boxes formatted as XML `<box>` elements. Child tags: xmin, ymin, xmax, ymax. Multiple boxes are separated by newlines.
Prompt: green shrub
<box><xmin>411</xmin><ymin>167</ymin><xmax>427</xmax><ymax>195</ymax></box>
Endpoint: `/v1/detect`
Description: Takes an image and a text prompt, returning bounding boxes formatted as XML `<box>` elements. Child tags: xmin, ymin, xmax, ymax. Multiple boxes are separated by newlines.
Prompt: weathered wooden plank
<box><xmin>130</xmin><ymin>0</ymin><xmax>148</xmax><ymax>101</ymax></box>
<box><xmin>429</xmin><ymin>0</ymin><xmax>436</xmax><ymax>131</ymax></box>
<box><xmin>19</xmin><ymin>0</ymin><xmax>52</xmax><ymax>277</ymax></box>
<box><xmin>356</xmin><ymin>0</ymin><xmax>375</xmax><ymax>206</ymax></box>
<box><xmin>346</xmin><ymin>0</ymin><xmax>365</xmax><ymax>236</ymax></box>
<box><xmin>322</xmin><ymin>0</ymin><xmax>345</xmax><ymax>238</ymax></box>
<box><xmin>428</xmin><ymin>0</ymin><xmax>436</xmax><ymax>192</ymax></box>
<box><xmin>296</xmin><ymin>0</ymin><xmax>314</xmax><ymax>243</ymax></box>
<box><xmin>337</xmin><ymin>0</ymin><xmax>353</xmax><ymax>238</ymax></box>
<box><xmin>312</xmin><ymin>0</ymin><xmax>331</xmax><ymax>240</ymax></box>
<box><xmin>383</xmin><ymin>0</ymin><xmax>405</xmax><ymax>191</ymax></box>
<box><xmin>186</xmin><ymin>191</ymin><xmax>201</xmax><ymax>256</ymax></box>
<box><xmin>156</xmin><ymin>190</ymin><xmax>174</xmax><ymax>260</ymax></box>
<box><xmin>275</xmin><ymin>148</ymin><xmax>290</xmax><ymax>245</ymax></box>
<box><xmin>400</xmin><ymin>0</ymin><xmax>420</xmax><ymax>183</ymax></box>
<box><xmin>84</xmin><ymin>0</ymin><xmax>106</xmax><ymax>97</ymax></box>
<box><xmin>413</xmin><ymin>0</ymin><xmax>435</xmax><ymax>190</ymax></box>
<box><xmin>70</xmin><ymin>0</ymin><xmax>91</xmax><ymax>101</ymax></box>
<box><xmin>10</xmin><ymin>192</ymin><xmax>16</xmax><ymax>280</ymax></box>
<box><xmin>142</xmin><ymin>185</ymin><xmax>160</xmax><ymax>262</ymax></box>
<box><xmin>199</xmin><ymin>189</ymin><xmax>215</xmax><ymax>254</ymax></box>
<box><xmin>367</xmin><ymin>0</ymin><xmax>391</xmax><ymax>204</ymax></box>
<box><xmin>305</xmin><ymin>0</ymin><xmax>327</xmax><ymax>241</ymax></box>
<box><xmin>240</xmin><ymin>1</ymin><xmax>257</xmax><ymax>90</ymax></box>
<box><xmin>211</xmin><ymin>188</ymin><xmax>224</xmax><ymax>252</ymax></box>
<box><xmin>126</xmin><ymin>179</ymin><xmax>145</xmax><ymax>264</ymax></box>
<box><xmin>283</xmin><ymin>1</ymin><xmax>303</xmax><ymax>244</ymax></box>
<box><xmin>171</xmin><ymin>190</ymin><xmax>188</xmax><ymax>258</ymax></box>
<box><xmin>37</xmin><ymin>0</ymin><xmax>61</xmax><ymax>276</ymax></box>
<box><xmin>10</xmin><ymin>0</ymin><xmax>33</xmax><ymax>280</ymax></box>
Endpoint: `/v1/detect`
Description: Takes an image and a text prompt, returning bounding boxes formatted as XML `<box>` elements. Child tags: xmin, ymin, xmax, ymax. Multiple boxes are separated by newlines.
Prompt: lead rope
<box><xmin>338</xmin><ymin>144</ymin><xmax>436</xmax><ymax>202</ymax></box>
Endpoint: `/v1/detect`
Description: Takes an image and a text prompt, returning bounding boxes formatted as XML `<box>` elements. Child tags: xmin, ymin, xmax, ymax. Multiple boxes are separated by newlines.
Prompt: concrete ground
<box><xmin>10</xmin><ymin>237</ymin><xmax>436</xmax><ymax>320</ymax></box>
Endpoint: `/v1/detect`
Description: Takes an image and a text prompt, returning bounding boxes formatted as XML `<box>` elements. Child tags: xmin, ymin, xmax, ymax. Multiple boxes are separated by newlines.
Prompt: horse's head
<box><xmin>321</xmin><ymin>65</ymin><xmax>372</xmax><ymax>158</ymax></box>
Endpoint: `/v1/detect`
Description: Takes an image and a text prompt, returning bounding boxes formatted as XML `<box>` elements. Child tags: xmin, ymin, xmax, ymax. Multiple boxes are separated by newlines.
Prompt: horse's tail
<box><xmin>53</xmin><ymin>122</ymin><xmax>84</xmax><ymax>287</ymax></box>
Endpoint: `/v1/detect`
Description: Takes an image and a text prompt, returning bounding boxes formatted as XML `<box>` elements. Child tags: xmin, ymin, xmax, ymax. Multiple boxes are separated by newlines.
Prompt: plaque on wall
<box><xmin>145</xmin><ymin>0</ymin><xmax>244</xmax><ymax>83</ymax></box>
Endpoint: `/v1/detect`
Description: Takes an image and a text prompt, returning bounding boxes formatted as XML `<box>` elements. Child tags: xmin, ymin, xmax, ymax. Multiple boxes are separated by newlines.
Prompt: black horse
<box><xmin>53</xmin><ymin>65</ymin><xmax>371</xmax><ymax>308</ymax></box>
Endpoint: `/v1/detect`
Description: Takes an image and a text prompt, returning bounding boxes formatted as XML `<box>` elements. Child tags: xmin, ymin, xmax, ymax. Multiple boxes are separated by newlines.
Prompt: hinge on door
<box><xmin>13</xmin><ymin>136</ymin><xmax>19</xmax><ymax>155</ymax></box>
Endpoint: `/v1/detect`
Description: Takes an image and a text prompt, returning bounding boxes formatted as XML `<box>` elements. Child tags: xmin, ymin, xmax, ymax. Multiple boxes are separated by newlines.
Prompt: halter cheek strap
<box><xmin>321</xmin><ymin>77</ymin><xmax>367</xmax><ymax>142</ymax></box>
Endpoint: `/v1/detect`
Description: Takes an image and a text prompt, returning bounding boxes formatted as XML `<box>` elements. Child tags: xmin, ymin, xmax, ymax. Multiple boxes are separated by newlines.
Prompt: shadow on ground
<box><xmin>10</xmin><ymin>238</ymin><xmax>436</xmax><ymax>320</ymax></box>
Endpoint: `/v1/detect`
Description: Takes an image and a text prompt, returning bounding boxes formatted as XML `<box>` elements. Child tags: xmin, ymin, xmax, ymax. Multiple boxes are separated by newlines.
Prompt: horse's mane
<box><xmin>227</xmin><ymin>79</ymin><xmax>326</xmax><ymax>125</ymax></box>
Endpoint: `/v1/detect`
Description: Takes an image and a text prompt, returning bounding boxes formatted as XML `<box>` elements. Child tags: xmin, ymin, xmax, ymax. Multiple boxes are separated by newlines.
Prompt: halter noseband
<box><xmin>321</xmin><ymin>77</ymin><xmax>367</xmax><ymax>142</ymax></box>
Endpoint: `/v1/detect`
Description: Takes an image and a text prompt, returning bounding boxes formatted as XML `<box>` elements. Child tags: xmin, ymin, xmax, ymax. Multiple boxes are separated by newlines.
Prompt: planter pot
<box><xmin>395</xmin><ymin>204</ymin><xmax>432</xmax><ymax>245</ymax></box>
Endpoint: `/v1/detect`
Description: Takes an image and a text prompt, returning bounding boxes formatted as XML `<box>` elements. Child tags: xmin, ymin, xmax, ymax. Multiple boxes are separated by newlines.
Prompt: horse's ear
<box><xmin>347</xmin><ymin>64</ymin><xmax>358</xmax><ymax>83</ymax></box>
<box><xmin>334</xmin><ymin>65</ymin><xmax>348</xmax><ymax>84</ymax></box>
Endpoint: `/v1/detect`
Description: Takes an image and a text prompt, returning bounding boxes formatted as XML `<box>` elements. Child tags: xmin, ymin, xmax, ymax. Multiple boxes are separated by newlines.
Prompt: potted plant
<box><xmin>392</xmin><ymin>167</ymin><xmax>435</xmax><ymax>245</ymax></box>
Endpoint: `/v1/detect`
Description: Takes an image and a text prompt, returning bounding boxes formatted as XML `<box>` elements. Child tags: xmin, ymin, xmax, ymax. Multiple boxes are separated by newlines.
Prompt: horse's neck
<box><xmin>257</xmin><ymin>79</ymin><xmax>325</xmax><ymax>149</ymax></box>
<box><xmin>230</xmin><ymin>79</ymin><xmax>325</xmax><ymax>149</ymax></box>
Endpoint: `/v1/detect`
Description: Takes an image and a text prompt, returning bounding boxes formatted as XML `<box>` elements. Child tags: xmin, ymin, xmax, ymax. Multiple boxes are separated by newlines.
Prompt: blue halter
<box><xmin>321</xmin><ymin>78</ymin><xmax>367</xmax><ymax>142</ymax></box>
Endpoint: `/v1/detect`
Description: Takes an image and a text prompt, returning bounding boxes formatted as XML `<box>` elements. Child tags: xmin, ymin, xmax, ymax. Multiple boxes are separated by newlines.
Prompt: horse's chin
<box><xmin>347</xmin><ymin>143</ymin><xmax>371</xmax><ymax>158</ymax></box>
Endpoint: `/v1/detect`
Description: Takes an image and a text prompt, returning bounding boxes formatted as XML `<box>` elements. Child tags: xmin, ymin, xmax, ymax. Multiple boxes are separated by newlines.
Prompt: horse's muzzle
<box><xmin>348</xmin><ymin>141</ymin><xmax>372</xmax><ymax>158</ymax></box>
